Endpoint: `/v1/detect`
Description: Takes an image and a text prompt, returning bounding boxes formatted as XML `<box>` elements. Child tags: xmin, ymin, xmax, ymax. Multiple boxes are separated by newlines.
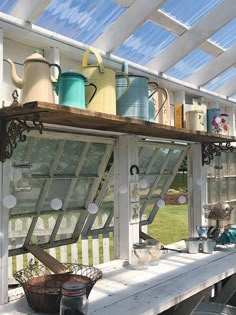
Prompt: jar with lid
<box><xmin>131</xmin><ymin>242</ymin><xmax>150</xmax><ymax>270</ymax></box>
<box><xmin>146</xmin><ymin>239</ymin><xmax>161</xmax><ymax>266</ymax></box>
<box><xmin>60</xmin><ymin>281</ymin><xmax>88</xmax><ymax>315</ymax></box>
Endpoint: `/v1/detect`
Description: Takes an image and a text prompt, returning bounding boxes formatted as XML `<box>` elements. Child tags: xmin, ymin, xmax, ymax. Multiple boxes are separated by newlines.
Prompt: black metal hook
<box><xmin>130</xmin><ymin>164</ymin><xmax>139</xmax><ymax>175</ymax></box>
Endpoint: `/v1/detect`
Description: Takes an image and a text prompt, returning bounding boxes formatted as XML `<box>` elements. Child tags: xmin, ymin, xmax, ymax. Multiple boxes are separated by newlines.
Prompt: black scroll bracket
<box><xmin>201</xmin><ymin>142</ymin><xmax>234</xmax><ymax>166</ymax></box>
<box><xmin>0</xmin><ymin>113</ymin><xmax>44</xmax><ymax>163</ymax></box>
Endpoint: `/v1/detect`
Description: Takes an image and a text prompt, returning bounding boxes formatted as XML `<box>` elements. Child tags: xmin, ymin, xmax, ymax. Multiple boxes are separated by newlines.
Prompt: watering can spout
<box><xmin>6</xmin><ymin>59</ymin><xmax>23</xmax><ymax>89</ymax></box>
<box><xmin>122</xmin><ymin>61</ymin><xmax>129</xmax><ymax>74</ymax></box>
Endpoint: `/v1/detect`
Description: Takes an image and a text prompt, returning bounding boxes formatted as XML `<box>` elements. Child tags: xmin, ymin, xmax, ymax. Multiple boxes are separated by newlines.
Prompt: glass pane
<box><xmin>42</xmin><ymin>179</ymin><xmax>71</xmax><ymax>211</ymax></box>
<box><xmin>9</xmin><ymin>217</ymin><xmax>32</xmax><ymax>250</ymax></box>
<box><xmin>70</xmin><ymin>179</ymin><xmax>93</xmax><ymax>208</ymax></box>
<box><xmin>80</xmin><ymin>143</ymin><xmax>107</xmax><ymax>175</ymax></box>
<box><xmin>165</xmin><ymin>149</ymin><xmax>182</xmax><ymax>172</ymax></box>
<box><xmin>36</xmin><ymin>0</ymin><xmax>125</xmax><ymax>45</ymax></box>
<box><xmin>91</xmin><ymin>205</ymin><xmax>112</xmax><ymax>230</ymax></box>
<box><xmin>31</xmin><ymin>138</ymin><xmax>60</xmax><ymax>175</ymax></box>
<box><xmin>11</xmin><ymin>179</ymin><xmax>47</xmax><ymax>215</ymax></box>
<box><xmin>103</xmin><ymin>181</ymin><xmax>114</xmax><ymax>203</ymax></box>
<box><xmin>221</xmin><ymin>178</ymin><xmax>229</xmax><ymax>201</ymax></box>
<box><xmin>227</xmin><ymin>178</ymin><xmax>236</xmax><ymax>201</ymax></box>
<box><xmin>151</xmin><ymin>148</ymin><xmax>170</xmax><ymax>173</ymax></box>
<box><xmin>227</xmin><ymin>152</ymin><xmax>236</xmax><ymax>176</ymax></box>
<box><xmin>207</xmin><ymin>179</ymin><xmax>220</xmax><ymax>203</ymax></box>
<box><xmin>31</xmin><ymin>214</ymin><xmax>57</xmax><ymax>244</ymax></box>
<box><xmin>141</xmin><ymin>202</ymin><xmax>155</xmax><ymax>221</ymax></box>
<box><xmin>139</xmin><ymin>147</ymin><xmax>155</xmax><ymax>171</ymax></box>
<box><xmin>144</xmin><ymin>175</ymin><xmax>166</xmax><ymax>197</ymax></box>
<box><xmin>55</xmin><ymin>212</ymin><xmax>80</xmax><ymax>241</ymax></box>
<box><xmin>55</xmin><ymin>141</ymin><xmax>86</xmax><ymax>175</ymax></box>
<box><xmin>12</xmin><ymin>139</ymin><xmax>29</xmax><ymax>161</ymax></box>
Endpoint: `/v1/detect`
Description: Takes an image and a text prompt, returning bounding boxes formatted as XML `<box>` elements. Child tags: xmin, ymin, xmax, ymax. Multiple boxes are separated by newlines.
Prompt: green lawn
<box><xmin>147</xmin><ymin>204</ymin><xmax>188</xmax><ymax>244</ymax></box>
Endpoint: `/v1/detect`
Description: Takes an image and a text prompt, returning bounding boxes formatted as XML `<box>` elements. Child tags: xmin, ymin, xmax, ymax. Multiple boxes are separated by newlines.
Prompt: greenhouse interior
<box><xmin>1</xmin><ymin>0</ymin><xmax>236</xmax><ymax>314</ymax></box>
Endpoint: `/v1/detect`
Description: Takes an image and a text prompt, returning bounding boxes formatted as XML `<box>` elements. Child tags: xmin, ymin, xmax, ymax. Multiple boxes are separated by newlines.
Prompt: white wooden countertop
<box><xmin>1</xmin><ymin>243</ymin><xmax>236</xmax><ymax>315</ymax></box>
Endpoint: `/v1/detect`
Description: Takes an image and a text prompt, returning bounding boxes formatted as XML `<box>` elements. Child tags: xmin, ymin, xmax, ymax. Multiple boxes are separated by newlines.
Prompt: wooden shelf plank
<box><xmin>1</xmin><ymin>101</ymin><xmax>236</xmax><ymax>143</ymax></box>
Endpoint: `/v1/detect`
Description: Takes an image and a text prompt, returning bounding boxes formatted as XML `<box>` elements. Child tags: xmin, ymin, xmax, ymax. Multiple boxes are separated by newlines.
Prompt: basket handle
<box><xmin>82</xmin><ymin>47</ymin><xmax>104</xmax><ymax>73</ymax></box>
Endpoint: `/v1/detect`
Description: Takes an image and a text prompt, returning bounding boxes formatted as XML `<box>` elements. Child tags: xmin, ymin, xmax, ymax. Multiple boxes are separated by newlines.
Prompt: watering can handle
<box><xmin>116</xmin><ymin>71</ymin><xmax>130</xmax><ymax>98</ymax></box>
<box><xmin>82</xmin><ymin>47</ymin><xmax>104</xmax><ymax>73</ymax></box>
<box><xmin>148</xmin><ymin>81</ymin><xmax>159</xmax><ymax>98</ymax></box>
<box><xmin>85</xmin><ymin>83</ymin><xmax>97</xmax><ymax>106</ymax></box>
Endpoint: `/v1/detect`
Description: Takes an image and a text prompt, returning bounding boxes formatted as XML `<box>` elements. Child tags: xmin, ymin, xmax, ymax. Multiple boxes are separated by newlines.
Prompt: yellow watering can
<box><xmin>74</xmin><ymin>47</ymin><xmax>129</xmax><ymax>115</ymax></box>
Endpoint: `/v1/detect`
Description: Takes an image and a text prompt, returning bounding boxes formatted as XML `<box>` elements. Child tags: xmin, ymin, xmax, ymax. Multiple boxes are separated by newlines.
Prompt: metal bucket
<box><xmin>202</xmin><ymin>239</ymin><xmax>216</xmax><ymax>254</ymax></box>
<box><xmin>185</xmin><ymin>238</ymin><xmax>200</xmax><ymax>254</ymax></box>
<box><xmin>74</xmin><ymin>47</ymin><xmax>129</xmax><ymax>114</ymax></box>
<box><xmin>116</xmin><ymin>75</ymin><xmax>156</xmax><ymax>120</ymax></box>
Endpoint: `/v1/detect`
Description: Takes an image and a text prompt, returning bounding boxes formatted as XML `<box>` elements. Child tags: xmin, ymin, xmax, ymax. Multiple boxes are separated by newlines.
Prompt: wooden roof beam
<box><xmin>187</xmin><ymin>43</ymin><xmax>236</xmax><ymax>86</ymax></box>
<box><xmin>146</xmin><ymin>0</ymin><xmax>236</xmax><ymax>72</ymax></box>
<box><xmin>215</xmin><ymin>75</ymin><xmax>236</xmax><ymax>97</ymax></box>
<box><xmin>10</xmin><ymin>0</ymin><xmax>52</xmax><ymax>22</ymax></box>
<box><xmin>115</xmin><ymin>0</ymin><xmax>224</xmax><ymax>57</ymax></box>
<box><xmin>92</xmin><ymin>0</ymin><xmax>168</xmax><ymax>53</ymax></box>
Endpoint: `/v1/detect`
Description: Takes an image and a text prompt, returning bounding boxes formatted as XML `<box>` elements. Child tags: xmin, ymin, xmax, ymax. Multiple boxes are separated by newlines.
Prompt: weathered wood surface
<box><xmin>0</xmin><ymin>101</ymin><xmax>235</xmax><ymax>143</ymax></box>
<box><xmin>24</xmin><ymin>244</ymin><xmax>67</xmax><ymax>274</ymax></box>
<box><xmin>2</xmin><ymin>243</ymin><xmax>236</xmax><ymax>315</ymax></box>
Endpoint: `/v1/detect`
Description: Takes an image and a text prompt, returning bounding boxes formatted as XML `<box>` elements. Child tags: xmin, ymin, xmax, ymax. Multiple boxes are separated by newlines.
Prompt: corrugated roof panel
<box><xmin>0</xmin><ymin>0</ymin><xmax>18</xmax><ymax>13</ymax></box>
<box><xmin>113</xmin><ymin>21</ymin><xmax>176</xmax><ymax>65</ymax></box>
<box><xmin>160</xmin><ymin>0</ymin><xmax>223</xmax><ymax>27</ymax></box>
<box><xmin>35</xmin><ymin>0</ymin><xmax>125</xmax><ymax>45</ymax></box>
<box><xmin>209</xmin><ymin>18</ymin><xmax>236</xmax><ymax>49</ymax></box>
<box><xmin>166</xmin><ymin>49</ymin><xmax>214</xmax><ymax>80</ymax></box>
<box><xmin>203</xmin><ymin>67</ymin><xmax>236</xmax><ymax>91</ymax></box>
<box><xmin>230</xmin><ymin>93</ymin><xmax>236</xmax><ymax>100</ymax></box>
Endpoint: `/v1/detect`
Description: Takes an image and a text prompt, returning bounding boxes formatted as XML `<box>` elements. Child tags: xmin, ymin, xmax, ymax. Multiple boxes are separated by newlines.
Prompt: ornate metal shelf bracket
<box><xmin>0</xmin><ymin>114</ymin><xmax>43</xmax><ymax>163</ymax></box>
<box><xmin>202</xmin><ymin>142</ymin><xmax>234</xmax><ymax>166</ymax></box>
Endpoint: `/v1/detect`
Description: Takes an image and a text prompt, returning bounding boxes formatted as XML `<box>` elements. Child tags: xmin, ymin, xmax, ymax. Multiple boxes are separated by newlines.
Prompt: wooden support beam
<box><xmin>24</xmin><ymin>244</ymin><xmax>67</xmax><ymax>274</ymax></box>
<box><xmin>212</xmin><ymin>274</ymin><xmax>236</xmax><ymax>304</ymax></box>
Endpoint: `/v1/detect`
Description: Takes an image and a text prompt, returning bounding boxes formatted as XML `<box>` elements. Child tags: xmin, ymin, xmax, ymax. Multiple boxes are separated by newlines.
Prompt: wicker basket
<box><xmin>204</xmin><ymin>202</ymin><xmax>234</xmax><ymax>221</ymax></box>
<box><xmin>14</xmin><ymin>263</ymin><xmax>103</xmax><ymax>313</ymax></box>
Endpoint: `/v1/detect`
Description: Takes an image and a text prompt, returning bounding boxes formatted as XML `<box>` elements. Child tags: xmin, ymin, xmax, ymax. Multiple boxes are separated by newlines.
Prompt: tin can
<box><xmin>186</xmin><ymin>110</ymin><xmax>205</xmax><ymax>131</ymax></box>
<box><xmin>207</xmin><ymin>108</ymin><xmax>221</xmax><ymax>133</ymax></box>
<box><xmin>219</xmin><ymin>113</ymin><xmax>229</xmax><ymax>135</ymax></box>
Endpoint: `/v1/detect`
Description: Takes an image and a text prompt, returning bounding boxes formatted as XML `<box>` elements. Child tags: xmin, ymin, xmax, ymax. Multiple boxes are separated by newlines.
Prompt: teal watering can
<box><xmin>54</xmin><ymin>71</ymin><xmax>97</xmax><ymax>109</ymax></box>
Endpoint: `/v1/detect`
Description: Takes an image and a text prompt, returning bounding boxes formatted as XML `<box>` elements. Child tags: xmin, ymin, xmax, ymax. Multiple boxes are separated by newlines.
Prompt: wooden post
<box><xmin>49</xmin><ymin>46</ymin><xmax>60</xmax><ymax>104</ymax></box>
<box><xmin>0</xmin><ymin>28</ymin><xmax>9</xmax><ymax>305</ymax></box>
<box><xmin>188</xmin><ymin>143</ymin><xmax>207</xmax><ymax>237</ymax></box>
<box><xmin>114</xmin><ymin>134</ymin><xmax>139</xmax><ymax>262</ymax></box>
<box><xmin>0</xmin><ymin>160</ymin><xmax>11</xmax><ymax>305</ymax></box>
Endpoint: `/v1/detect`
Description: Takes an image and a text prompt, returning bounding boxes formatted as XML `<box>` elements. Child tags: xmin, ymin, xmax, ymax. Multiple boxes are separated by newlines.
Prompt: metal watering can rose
<box><xmin>74</xmin><ymin>47</ymin><xmax>129</xmax><ymax>114</ymax></box>
<box><xmin>6</xmin><ymin>50</ymin><xmax>61</xmax><ymax>104</ymax></box>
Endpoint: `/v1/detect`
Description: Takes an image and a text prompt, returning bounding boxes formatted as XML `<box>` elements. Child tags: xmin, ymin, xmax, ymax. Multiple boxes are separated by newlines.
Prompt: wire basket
<box><xmin>14</xmin><ymin>262</ymin><xmax>103</xmax><ymax>313</ymax></box>
<box><xmin>204</xmin><ymin>202</ymin><xmax>234</xmax><ymax>221</ymax></box>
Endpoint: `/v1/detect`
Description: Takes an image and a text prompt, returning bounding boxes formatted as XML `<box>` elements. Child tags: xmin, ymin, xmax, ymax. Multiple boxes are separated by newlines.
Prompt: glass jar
<box><xmin>60</xmin><ymin>282</ymin><xmax>88</xmax><ymax>315</ymax></box>
<box><xmin>131</xmin><ymin>242</ymin><xmax>150</xmax><ymax>270</ymax></box>
<box><xmin>146</xmin><ymin>239</ymin><xmax>161</xmax><ymax>266</ymax></box>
